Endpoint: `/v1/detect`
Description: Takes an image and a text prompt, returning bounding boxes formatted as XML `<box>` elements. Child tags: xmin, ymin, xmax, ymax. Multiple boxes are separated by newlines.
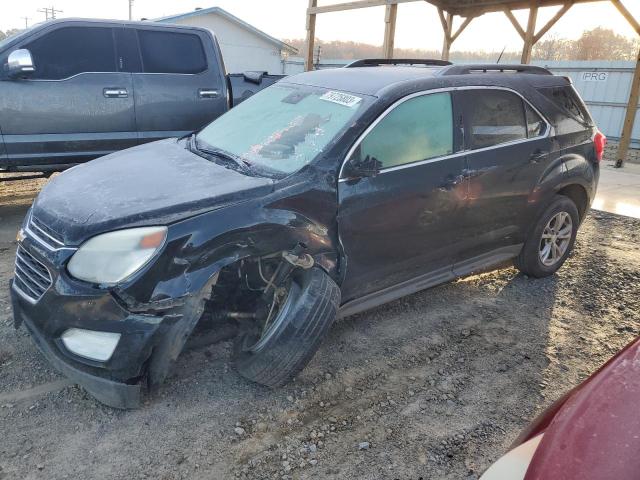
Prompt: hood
<box><xmin>524</xmin><ymin>336</ymin><xmax>640</xmax><ymax>480</ymax></box>
<box><xmin>32</xmin><ymin>139</ymin><xmax>274</xmax><ymax>245</ymax></box>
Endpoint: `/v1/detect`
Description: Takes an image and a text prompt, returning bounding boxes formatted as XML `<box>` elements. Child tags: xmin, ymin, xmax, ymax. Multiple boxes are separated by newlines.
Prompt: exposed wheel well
<box><xmin>557</xmin><ymin>184</ymin><xmax>589</xmax><ymax>221</ymax></box>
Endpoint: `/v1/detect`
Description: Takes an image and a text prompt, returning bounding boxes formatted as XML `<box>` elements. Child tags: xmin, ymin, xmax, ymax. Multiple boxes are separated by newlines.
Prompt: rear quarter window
<box><xmin>537</xmin><ymin>86</ymin><xmax>593</xmax><ymax>127</ymax></box>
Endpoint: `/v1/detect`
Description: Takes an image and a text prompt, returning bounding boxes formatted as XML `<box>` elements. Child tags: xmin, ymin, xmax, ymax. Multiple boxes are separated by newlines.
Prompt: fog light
<box><xmin>61</xmin><ymin>328</ymin><xmax>121</xmax><ymax>362</ymax></box>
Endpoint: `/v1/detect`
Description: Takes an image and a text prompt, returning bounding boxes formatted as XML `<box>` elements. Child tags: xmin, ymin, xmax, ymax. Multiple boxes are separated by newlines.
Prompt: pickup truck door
<box><xmin>131</xmin><ymin>26</ymin><xmax>228</xmax><ymax>144</ymax></box>
<box><xmin>337</xmin><ymin>91</ymin><xmax>468</xmax><ymax>303</ymax></box>
<box><xmin>0</xmin><ymin>24</ymin><xmax>137</xmax><ymax>170</ymax></box>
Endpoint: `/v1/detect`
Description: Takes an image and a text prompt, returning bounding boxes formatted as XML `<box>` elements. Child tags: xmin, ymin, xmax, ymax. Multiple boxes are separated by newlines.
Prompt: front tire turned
<box><xmin>232</xmin><ymin>267</ymin><xmax>340</xmax><ymax>388</ymax></box>
<box><xmin>514</xmin><ymin>195</ymin><xmax>580</xmax><ymax>278</ymax></box>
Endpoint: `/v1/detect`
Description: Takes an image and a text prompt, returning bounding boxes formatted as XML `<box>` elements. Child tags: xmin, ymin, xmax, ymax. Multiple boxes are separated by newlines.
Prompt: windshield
<box><xmin>196</xmin><ymin>83</ymin><xmax>371</xmax><ymax>175</ymax></box>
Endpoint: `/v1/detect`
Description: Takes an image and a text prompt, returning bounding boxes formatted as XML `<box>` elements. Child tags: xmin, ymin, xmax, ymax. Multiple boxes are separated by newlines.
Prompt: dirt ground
<box><xmin>1</xmin><ymin>173</ymin><xmax>639</xmax><ymax>480</ymax></box>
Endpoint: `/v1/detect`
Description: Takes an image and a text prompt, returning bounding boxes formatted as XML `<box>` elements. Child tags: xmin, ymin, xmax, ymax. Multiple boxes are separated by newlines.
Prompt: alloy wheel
<box><xmin>539</xmin><ymin>211</ymin><xmax>573</xmax><ymax>266</ymax></box>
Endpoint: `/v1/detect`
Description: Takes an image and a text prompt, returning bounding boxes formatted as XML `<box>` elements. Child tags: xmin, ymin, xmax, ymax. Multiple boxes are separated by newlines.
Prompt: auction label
<box><xmin>320</xmin><ymin>91</ymin><xmax>362</xmax><ymax>107</ymax></box>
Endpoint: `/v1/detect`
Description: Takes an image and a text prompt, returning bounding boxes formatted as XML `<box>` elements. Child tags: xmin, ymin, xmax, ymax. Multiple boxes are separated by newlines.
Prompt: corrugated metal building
<box><xmin>155</xmin><ymin>7</ymin><xmax>297</xmax><ymax>74</ymax></box>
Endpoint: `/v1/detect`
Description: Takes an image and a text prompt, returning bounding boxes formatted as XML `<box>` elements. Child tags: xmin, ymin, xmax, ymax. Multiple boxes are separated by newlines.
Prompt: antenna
<box><xmin>496</xmin><ymin>46</ymin><xmax>506</xmax><ymax>64</ymax></box>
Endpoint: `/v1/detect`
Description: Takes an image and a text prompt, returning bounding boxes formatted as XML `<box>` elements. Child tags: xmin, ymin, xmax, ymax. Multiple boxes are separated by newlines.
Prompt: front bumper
<box><xmin>9</xmin><ymin>235</ymin><xmax>178</xmax><ymax>408</ymax></box>
<box><xmin>13</xmin><ymin>291</ymin><xmax>142</xmax><ymax>408</ymax></box>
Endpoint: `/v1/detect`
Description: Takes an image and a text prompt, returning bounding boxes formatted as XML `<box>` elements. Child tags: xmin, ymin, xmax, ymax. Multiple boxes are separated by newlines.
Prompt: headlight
<box><xmin>480</xmin><ymin>434</ymin><xmax>543</xmax><ymax>480</ymax></box>
<box><xmin>67</xmin><ymin>226</ymin><xmax>167</xmax><ymax>285</ymax></box>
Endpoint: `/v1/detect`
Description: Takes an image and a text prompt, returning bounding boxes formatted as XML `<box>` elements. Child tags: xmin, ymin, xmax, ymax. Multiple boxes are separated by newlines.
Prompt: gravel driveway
<box><xmin>1</xmin><ymin>175</ymin><xmax>639</xmax><ymax>480</ymax></box>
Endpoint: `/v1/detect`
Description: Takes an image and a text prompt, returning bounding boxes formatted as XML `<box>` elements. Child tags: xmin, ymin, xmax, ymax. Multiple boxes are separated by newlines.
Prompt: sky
<box><xmin>2</xmin><ymin>0</ymin><xmax>639</xmax><ymax>54</ymax></box>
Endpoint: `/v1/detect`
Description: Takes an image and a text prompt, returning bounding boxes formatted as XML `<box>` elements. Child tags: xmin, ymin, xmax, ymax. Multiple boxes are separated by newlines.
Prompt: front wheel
<box><xmin>514</xmin><ymin>195</ymin><xmax>580</xmax><ymax>278</ymax></box>
<box><xmin>233</xmin><ymin>267</ymin><xmax>340</xmax><ymax>388</ymax></box>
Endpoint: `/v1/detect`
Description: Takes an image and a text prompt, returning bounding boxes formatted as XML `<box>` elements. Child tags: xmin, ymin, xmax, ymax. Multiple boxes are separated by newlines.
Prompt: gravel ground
<box><xmin>0</xmin><ymin>174</ymin><xmax>639</xmax><ymax>480</ymax></box>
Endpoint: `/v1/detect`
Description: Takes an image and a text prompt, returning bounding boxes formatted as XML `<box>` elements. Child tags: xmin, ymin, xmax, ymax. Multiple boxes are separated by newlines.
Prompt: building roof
<box><xmin>155</xmin><ymin>6</ymin><xmax>297</xmax><ymax>54</ymax></box>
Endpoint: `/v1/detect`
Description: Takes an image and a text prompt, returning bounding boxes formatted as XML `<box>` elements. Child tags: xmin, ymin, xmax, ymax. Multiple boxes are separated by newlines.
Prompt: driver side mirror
<box><xmin>342</xmin><ymin>150</ymin><xmax>382</xmax><ymax>180</ymax></box>
<box><xmin>5</xmin><ymin>49</ymin><xmax>35</xmax><ymax>79</ymax></box>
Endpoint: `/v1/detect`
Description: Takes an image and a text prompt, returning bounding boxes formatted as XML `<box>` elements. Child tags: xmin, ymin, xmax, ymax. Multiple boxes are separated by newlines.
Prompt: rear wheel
<box><xmin>514</xmin><ymin>195</ymin><xmax>579</xmax><ymax>278</ymax></box>
<box><xmin>233</xmin><ymin>266</ymin><xmax>340</xmax><ymax>388</ymax></box>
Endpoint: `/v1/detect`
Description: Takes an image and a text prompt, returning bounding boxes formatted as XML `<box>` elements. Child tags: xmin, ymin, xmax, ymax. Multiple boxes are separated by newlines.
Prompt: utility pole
<box><xmin>22</xmin><ymin>16</ymin><xmax>30</xmax><ymax>28</ymax></box>
<box><xmin>38</xmin><ymin>6</ymin><xmax>62</xmax><ymax>21</ymax></box>
<box><xmin>128</xmin><ymin>0</ymin><xmax>134</xmax><ymax>20</ymax></box>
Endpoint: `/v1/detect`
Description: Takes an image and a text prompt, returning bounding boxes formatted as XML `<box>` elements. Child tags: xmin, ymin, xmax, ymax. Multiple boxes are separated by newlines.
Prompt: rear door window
<box><xmin>137</xmin><ymin>30</ymin><xmax>207</xmax><ymax>74</ymax></box>
<box><xmin>26</xmin><ymin>26</ymin><xmax>116</xmax><ymax>80</ymax></box>
<box><xmin>352</xmin><ymin>92</ymin><xmax>454</xmax><ymax>170</ymax></box>
<box><xmin>463</xmin><ymin>90</ymin><xmax>527</xmax><ymax>149</ymax></box>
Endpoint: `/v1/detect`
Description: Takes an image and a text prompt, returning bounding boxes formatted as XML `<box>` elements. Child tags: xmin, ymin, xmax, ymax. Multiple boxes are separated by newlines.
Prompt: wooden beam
<box><xmin>451</xmin><ymin>15</ymin><xmax>474</xmax><ymax>43</ymax></box>
<box><xmin>534</xmin><ymin>2</ymin><xmax>572</xmax><ymax>43</ymax></box>
<box><xmin>438</xmin><ymin>8</ymin><xmax>452</xmax><ymax>61</ymax></box>
<box><xmin>447</xmin><ymin>0</ymin><xmax>601</xmax><ymax>17</ymax></box>
<box><xmin>521</xmin><ymin>2</ymin><xmax>539</xmax><ymax>64</ymax></box>
<box><xmin>611</xmin><ymin>0</ymin><xmax>640</xmax><ymax>36</ymax></box>
<box><xmin>382</xmin><ymin>2</ymin><xmax>398</xmax><ymax>58</ymax></box>
<box><xmin>616</xmin><ymin>47</ymin><xmax>640</xmax><ymax>167</ymax></box>
<box><xmin>503</xmin><ymin>7</ymin><xmax>525</xmax><ymax>39</ymax></box>
<box><xmin>304</xmin><ymin>0</ymin><xmax>317</xmax><ymax>71</ymax></box>
<box><xmin>308</xmin><ymin>0</ymin><xmax>417</xmax><ymax>15</ymax></box>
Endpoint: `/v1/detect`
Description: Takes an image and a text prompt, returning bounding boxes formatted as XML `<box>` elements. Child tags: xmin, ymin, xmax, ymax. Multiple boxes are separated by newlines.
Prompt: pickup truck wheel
<box><xmin>514</xmin><ymin>195</ymin><xmax>579</xmax><ymax>278</ymax></box>
<box><xmin>233</xmin><ymin>267</ymin><xmax>340</xmax><ymax>388</ymax></box>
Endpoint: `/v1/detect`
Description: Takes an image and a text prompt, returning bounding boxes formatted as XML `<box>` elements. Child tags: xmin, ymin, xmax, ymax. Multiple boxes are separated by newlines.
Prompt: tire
<box><xmin>233</xmin><ymin>267</ymin><xmax>341</xmax><ymax>388</ymax></box>
<box><xmin>514</xmin><ymin>195</ymin><xmax>580</xmax><ymax>278</ymax></box>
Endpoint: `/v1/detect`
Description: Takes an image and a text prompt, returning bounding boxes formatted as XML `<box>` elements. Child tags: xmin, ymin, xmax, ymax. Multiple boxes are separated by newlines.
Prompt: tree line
<box><xmin>0</xmin><ymin>29</ymin><xmax>23</xmax><ymax>42</ymax></box>
<box><xmin>285</xmin><ymin>27</ymin><xmax>640</xmax><ymax>62</ymax></box>
<box><xmin>2</xmin><ymin>25</ymin><xmax>637</xmax><ymax>61</ymax></box>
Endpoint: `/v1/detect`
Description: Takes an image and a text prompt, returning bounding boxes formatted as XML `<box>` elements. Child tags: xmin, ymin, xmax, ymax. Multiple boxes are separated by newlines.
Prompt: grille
<box><xmin>14</xmin><ymin>246</ymin><xmax>53</xmax><ymax>302</ymax></box>
<box><xmin>28</xmin><ymin>215</ymin><xmax>65</xmax><ymax>248</ymax></box>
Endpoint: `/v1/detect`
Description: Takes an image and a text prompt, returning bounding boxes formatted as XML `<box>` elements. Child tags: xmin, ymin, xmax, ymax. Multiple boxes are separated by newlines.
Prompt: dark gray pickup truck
<box><xmin>0</xmin><ymin>18</ymin><xmax>283</xmax><ymax>172</ymax></box>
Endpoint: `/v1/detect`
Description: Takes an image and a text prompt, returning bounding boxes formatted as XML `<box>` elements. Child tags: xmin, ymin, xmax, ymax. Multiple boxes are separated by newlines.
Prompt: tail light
<box><xmin>593</xmin><ymin>131</ymin><xmax>607</xmax><ymax>162</ymax></box>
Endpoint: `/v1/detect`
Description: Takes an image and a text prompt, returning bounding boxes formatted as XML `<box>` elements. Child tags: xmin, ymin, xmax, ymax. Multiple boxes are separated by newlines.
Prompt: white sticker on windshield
<box><xmin>319</xmin><ymin>91</ymin><xmax>362</xmax><ymax>108</ymax></box>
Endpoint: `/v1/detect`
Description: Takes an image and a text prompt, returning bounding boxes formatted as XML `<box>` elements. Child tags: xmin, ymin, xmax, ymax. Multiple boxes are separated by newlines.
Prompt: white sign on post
<box><xmin>581</xmin><ymin>72</ymin><xmax>609</xmax><ymax>82</ymax></box>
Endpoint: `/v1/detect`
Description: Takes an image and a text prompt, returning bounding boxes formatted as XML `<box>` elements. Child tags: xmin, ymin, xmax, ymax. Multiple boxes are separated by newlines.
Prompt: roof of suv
<box><xmin>285</xmin><ymin>64</ymin><xmax>570</xmax><ymax>97</ymax></box>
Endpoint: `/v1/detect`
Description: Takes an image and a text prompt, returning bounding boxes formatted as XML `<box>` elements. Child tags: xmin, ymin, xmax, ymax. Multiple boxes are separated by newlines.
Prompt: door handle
<box><xmin>103</xmin><ymin>88</ymin><xmax>128</xmax><ymax>98</ymax></box>
<box><xmin>529</xmin><ymin>150</ymin><xmax>548</xmax><ymax>163</ymax></box>
<box><xmin>199</xmin><ymin>88</ymin><xmax>219</xmax><ymax>99</ymax></box>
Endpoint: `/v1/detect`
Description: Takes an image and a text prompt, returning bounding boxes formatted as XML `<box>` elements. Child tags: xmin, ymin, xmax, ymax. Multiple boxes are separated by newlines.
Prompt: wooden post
<box><xmin>521</xmin><ymin>2</ymin><xmax>538</xmax><ymax>64</ymax></box>
<box><xmin>616</xmin><ymin>48</ymin><xmax>640</xmax><ymax>167</ymax></box>
<box><xmin>438</xmin><ymin>9</ymin><xmax>452</xmax><ymax>61</ymax></box>
<box><xmin>382</xmin><ymin>2</ymin><xmax>398</xmax><ymax>59</ymax></box>
<box><xmin>304</xmin><ymin>0</ymin><xmax>318</xmax><ymax>71</ymax></box>
<box><xmin>611</xmin><ymin>0</ymin><xmax>640</xmax><ymax>167</ymax></box>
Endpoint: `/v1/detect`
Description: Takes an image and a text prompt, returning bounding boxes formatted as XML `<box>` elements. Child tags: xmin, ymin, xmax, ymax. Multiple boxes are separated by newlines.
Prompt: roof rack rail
<box><xmin>439</xmin><ymin>64</ymin><xmax>552</xmax><ymax>76</ymax></box>
<box><xmin>344</xmin><ymin>58</ymin><xmax>452</xmax><ymax>68</ymax></box>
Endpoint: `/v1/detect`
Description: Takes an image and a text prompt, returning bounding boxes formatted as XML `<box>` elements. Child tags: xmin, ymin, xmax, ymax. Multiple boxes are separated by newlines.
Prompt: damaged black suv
<box><xmin>11</xmin><ymin>60</ymin><xmax>604</xmax><ymax>408</ymax></box>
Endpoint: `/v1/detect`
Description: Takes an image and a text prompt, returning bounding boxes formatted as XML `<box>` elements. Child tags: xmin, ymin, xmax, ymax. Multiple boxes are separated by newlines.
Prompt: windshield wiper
<box><xmin>187</xmin><ymin>134</ymin><xmax>252</xmax><ymax>174</ymax></box>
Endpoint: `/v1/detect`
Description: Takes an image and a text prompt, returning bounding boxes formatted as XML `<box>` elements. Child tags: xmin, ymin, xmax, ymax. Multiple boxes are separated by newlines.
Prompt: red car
<box><xmin>481</xmin><ymin>336</ymin><xmax>640</xmax><ymax>480</ymax></box>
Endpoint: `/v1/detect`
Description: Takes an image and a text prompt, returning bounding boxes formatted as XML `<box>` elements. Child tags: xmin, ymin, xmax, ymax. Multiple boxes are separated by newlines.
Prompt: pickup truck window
<box><xmin>197</xmin><ymin>84</ymin><xmax>370</xmax><ymax>175</ymax></box>
<box><xmin>138</xmin><ymin>30</ymin><xmax>207</xmax><ymax>74</ymax></box>
<box><xmin>25</xmin><ymin>27</ymin><xmax>117</xmax><ymax>80</ymax></box>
